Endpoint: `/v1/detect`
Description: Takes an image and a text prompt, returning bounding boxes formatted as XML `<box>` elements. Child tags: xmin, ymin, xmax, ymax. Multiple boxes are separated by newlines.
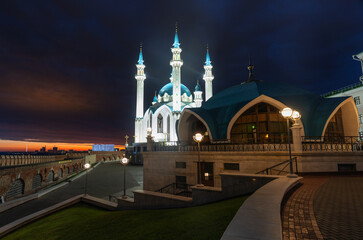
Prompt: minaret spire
<box><xmin>138</xmin><ymin>43</ymin><xmax>144</xmax><ymax>65</ymax></box>
<box><xmin>205</xmin><ymin>44</ymin><xmax>211</xmax><ymax>65</ymax></box>
<box><xmin>173</xmin><ymin>23</ymin><xmax>180</xmax><ymax>48</ymax></box>
<box><xmin>135</xmin><ymin>44</ymin><xmax>146</xmax><ymax>143</ymax></box>
<box><xmin>203</xmin><ymin>44</ymin><xmax>214</xmax><ymax>101</ymax></box>
<box><xmin>194</xmin><ymin>79</ymin><xmax>203</xmax><ymax>107</ymax></box>
<box><xmin>152</xmin><ymin>90</ymin><xmax>157</xmax><ymax>105</ymax></box>
<box><xmin>170</xmin><ymin>25</ymin><xmax>183</xmax><ymax>112</ymax></box>
<box><xmin>247</xmin><ymin>55</ymin><xmax>254</xmax><ymax>82</ymax></box>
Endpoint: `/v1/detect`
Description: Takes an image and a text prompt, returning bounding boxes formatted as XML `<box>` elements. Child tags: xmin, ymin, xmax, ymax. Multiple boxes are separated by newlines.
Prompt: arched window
<box><xmin>157</xmin><ymin>114</ymin><xmax>163</xmax><ymax>133</ymax></box>
<box><xmin>179</xmin><ymin>113</ymin><xmax>209</xmax><ymax>143</ymax></box>
<box><xmin>149</xmin><ymin>113</ymin><xmax>152</xmax><ymax>128</ymax></box>
<box><xmin>324</xmin><ymin>108</ymin><xmax>344</xmax><ymax>141</ymax></box>
<box><xmin>47</xmin><ymin>170</ymin><xmax>54</xmax><ymax>182</ymax></box>
<box><xmin>6</xmin><ymin>179</ymin><xmax>24</xmax><ymax>199</ymax></box>
<box><xmin>231</xmin><ymin>102</ymin><xmax>290</xmax><ymax>143</ymax></box>
<box><xmin>58</xmin><ymin>168</ymin><xmax>63</xmax><ymax>178</ymax></box>
<box><xmin>32</xmin><ymin>174</ymin><xmax>42</xmax><ymax>189</ymax></box>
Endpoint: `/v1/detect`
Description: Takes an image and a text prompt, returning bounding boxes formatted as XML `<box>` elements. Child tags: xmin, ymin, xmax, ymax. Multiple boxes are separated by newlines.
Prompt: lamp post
<box><xmin>121</xmin><ymin>156</ymin><xmax>129</xmax><ymax>199</ymax></box>
<box><xmin>281</xmin><ymin>107</ymin><xmax>301</xmax><ymax>177</ymax></box>
<box><xmin>84</xmin><ymin>163</ymin><xmax>91</xmax><ymax>195</ymax></box>
<box><xmin>125</xmin><ymin>135</ymin><xmax>129</xmax><ymax>148</ymax></box>
<box><xmin>193</xmin><ymin>133</ymin><xmax>204</xmax><ymax>186</ymax></box>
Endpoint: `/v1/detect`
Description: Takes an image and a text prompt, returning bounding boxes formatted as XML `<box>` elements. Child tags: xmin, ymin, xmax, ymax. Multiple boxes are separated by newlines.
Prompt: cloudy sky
<box><xmin>0</xmin><ymin>0</ymin><xmax>362</xmax><ymax>151</ymax></box>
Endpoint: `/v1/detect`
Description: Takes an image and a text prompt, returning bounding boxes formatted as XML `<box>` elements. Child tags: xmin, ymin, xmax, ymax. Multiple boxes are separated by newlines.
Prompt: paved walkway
<box><xmin>314</xmin><ymin>176</ymin><xmax>363</xmax><ymax>240</ymax></box>
<box><xmin>0</xmin><ymin>162</ymin><xmax>143</xmax><ymax>228</ymax></box>
<box><xmin>282</xmin><ymin>174</ymin><xmax>363</xmax><ymax>240</ymax></box>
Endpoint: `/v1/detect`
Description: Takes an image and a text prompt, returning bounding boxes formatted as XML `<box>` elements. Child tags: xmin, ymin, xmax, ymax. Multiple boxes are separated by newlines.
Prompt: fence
<box><xmin>156</xmin><ymin>182</ymin><xmax>192</xmax><ymax>197</ymax></box>
<box><xmin>255</xmin><ymin>157</ymin><xmax>298</xmax><ymax>175</ymax></box>
<box><xmin>152</xmin><ymin>141</ymin><xmax>290</xmax><ymax>152</ymax></box>
<box><xmin>302</xmin><ymin>136</ymin><xmax>362</xmax><ymax>152</ymax></box>
<box><xmin>151</xmin><ymin>136</ymin><xmax>362</xmax><ymax>152</ymax></box>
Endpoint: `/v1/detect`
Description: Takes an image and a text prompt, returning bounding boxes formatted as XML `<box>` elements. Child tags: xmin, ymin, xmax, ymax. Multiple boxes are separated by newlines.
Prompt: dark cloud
<box><xmin>0</xmin><ymin>0</ymin><xmax>362</xmax><ymax>146</ymax></box>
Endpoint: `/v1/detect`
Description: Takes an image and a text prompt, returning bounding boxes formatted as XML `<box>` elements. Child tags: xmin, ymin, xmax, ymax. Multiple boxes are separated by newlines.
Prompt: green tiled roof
<box><xmin>187</xmin><ymin>81</ymin><xmax>348</xmax><ymax>139</ymax></box>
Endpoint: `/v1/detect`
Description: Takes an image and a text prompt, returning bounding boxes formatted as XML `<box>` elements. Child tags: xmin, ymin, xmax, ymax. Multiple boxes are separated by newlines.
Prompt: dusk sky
<box><xmin>0</xmin><ymin>1</ymin><xmax>363</xmax><ymax>151</ymax></box>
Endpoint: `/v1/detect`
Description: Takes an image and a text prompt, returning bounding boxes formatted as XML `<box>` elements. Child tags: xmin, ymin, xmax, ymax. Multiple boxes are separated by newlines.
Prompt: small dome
<box><xmin>158</xmin><ymin>82</ymin><xmax>192</xmax><ymax>98</ymax></box>
<box><xmin>153</xmin><ymin>95</ymin><xmax>157</xmax><ymax>102</ymax></box>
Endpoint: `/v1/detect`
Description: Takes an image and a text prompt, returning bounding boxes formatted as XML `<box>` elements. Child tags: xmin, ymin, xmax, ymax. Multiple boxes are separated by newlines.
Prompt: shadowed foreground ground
<box><xmin>282</xmin><ymin>174</ymin><xmax>363</xmax><ymax>240</ymax></box>
<box><xmin>3</xmin><ymin>195</ymin><xmax>249</xmax><ymax>240</ymax></box>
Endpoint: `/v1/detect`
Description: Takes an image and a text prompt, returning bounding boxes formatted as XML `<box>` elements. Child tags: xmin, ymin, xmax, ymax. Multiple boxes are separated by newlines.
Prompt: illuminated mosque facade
<box><xmin>134</xmin><ymin>30</ymin><xmax>214</xmax><ymax>143</ymax></box>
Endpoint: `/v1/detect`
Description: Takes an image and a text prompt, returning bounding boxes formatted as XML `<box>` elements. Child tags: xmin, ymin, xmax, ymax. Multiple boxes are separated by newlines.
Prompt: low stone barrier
<box><xmin>221</xmin><ymin>176</ymin><xmax>302</xmax><ymax>240</ymax></box>
<box><xmin>117</xmin><ymin>173</ymin><xmax>280</xmax><ymax>210</ymax></box>
<box><xmin>118</xmin><ymin>190</ymin><xmax>193</xmax><ymax>210</ymax></box>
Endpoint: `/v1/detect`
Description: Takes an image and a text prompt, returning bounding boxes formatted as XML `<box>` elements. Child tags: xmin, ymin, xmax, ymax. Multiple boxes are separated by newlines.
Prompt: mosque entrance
<box><xmin>200</xmin><ymin>162</ymin><xmax>214</xmax><ymax>187</ymax></box>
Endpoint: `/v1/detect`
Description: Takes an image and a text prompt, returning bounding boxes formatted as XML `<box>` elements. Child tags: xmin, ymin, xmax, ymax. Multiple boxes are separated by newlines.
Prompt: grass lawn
<box><xmin>3</xmin><ymin>195</ymin><xmax>248</xmax><ymax>240</ymax></box>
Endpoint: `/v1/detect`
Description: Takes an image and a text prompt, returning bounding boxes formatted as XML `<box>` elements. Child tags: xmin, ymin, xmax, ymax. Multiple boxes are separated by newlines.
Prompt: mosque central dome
<box><xmin>158</xmin><ymin>82</ymin><xmax>192</xmax><ymax>97</ymax></box>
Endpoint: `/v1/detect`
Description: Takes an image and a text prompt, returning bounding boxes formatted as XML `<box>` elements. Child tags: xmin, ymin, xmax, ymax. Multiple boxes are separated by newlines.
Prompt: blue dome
<box><xmin>158</xmin><ymin>82</ymin><xmax>192</xmax><ymax>97</ymax></box>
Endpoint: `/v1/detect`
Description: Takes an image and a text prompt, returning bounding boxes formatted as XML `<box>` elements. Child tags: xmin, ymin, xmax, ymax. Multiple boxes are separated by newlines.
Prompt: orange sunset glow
<box><xmin>0</xmin><ymin>139</ymin><xmax>124</xmax><ymax>152</ymax></box>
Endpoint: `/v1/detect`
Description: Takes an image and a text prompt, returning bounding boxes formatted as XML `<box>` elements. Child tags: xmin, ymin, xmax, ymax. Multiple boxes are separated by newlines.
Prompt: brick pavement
<box><xmin>282</xmin><ymin>174</ymin><xmax>363</xmax><ymax>240</ymax></box>
<box><xmin>314</xmin><ymin>176</ymin><xmax>363</xmax><ymax>240</ymax></box>
<box><xmin>282</xmin><ymin>176</ymin><xmax>328</xmax><ymax>240</ymax></box>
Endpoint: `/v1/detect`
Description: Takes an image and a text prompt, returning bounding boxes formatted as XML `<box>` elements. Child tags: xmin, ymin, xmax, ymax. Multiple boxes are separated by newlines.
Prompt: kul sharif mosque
<box><xmin>134</xmin><ymin>29</ymin><xmax>214</xmax><ymax>143</ymax></box>
<box><xmin>135</xmin><ymin>28</ymin><xmax>360</xmax><ymax>147</ymax></box>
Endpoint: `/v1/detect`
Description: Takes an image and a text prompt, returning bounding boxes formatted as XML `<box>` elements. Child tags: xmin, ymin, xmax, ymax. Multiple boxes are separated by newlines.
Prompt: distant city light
<box><xmin>92</xmin><ymin>144</ymin><xmax>115</xmax><ymax>151</ymax></box>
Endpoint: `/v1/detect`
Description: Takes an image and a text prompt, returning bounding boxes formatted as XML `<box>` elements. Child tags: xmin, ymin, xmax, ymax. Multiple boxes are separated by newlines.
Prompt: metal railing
<box><xmin>156</xmin><ymin>182</ymin><xmax>192</xmax><ymax>197</ymax></box>
<box><xmin>255</xmin><ymin>157</ymin><xmax>298</xmax><ymax>175</ymax></box>
<box><xmin>151</xmin><ymin>136</ymin><xmax>363</xmax><ymax>152</ymax></box>
<box><xmin>108</xmin><ymin>195</ymin><xmax>118</xmax><ymax>203</ymax></box>
<box><xmin>302</xmin><ymin>136</ymin><xmax>363</xmax><ymax>152</ymax></box>
<box><xmin>152</xmin><ymin>141</ymin><xmax>290</xmax><ymax>152</ymax></box>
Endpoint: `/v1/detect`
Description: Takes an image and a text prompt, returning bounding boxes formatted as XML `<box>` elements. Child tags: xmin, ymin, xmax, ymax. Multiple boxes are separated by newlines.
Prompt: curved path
<box><xmin>282</xmin><ymin>174</ymin><xmax>363</xmax><ymax>240</ymax></box>
<box><xmin>0</xmin><ymin>162</ymin><xmax>143</xmax><ymax>228</ymax></box>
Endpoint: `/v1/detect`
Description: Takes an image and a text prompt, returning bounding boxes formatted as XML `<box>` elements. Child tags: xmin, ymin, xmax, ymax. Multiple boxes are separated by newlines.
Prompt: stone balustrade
<box><xmin>0</xmin><ymin>155</ymin><xmax>66</xmax><ymax>168</ymax></box>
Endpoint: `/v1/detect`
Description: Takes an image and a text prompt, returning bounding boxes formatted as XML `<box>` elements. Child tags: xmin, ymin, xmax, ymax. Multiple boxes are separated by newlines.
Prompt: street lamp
<box><xmin>193</xmin><ymin>133</ymin><xmax>204</xmax><ymax>186</ymax></box>
<box><xmin>84</xmin><ymin>163</ymin><xmax>91</xmax><ymax>195</ymax></box>
<box><xmin>291</xmin><ymin>110</ymin><xmax>301</xmax><ymax>126</ymax></box>
<box><xmin>281</xmin><ymin>107</ymin><xmax>301</xmax><ymax>177</ymax></box>
<box><xmin>147</xmin><ymin>127</ymin><xmax>152</xmax><ymax>136</ymax></box>
<box><xmin>121</xmin><ymin>156</ymin><xmax>129</xmax><ymax>199</ymax></box>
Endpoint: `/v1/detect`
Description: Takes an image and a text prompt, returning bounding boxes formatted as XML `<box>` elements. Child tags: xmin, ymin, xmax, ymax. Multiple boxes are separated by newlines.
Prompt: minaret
<box><xmin>169</xmin><ymin>69</ymin><xmax>173</xmax><ymax>82</ymax></box>
<box><xmin>152</xmin><ymin>91</ymin><xmax>157</xmax><ymax>105</ymax></box>
<box><xmin>203</xmin><ymin>46</ymin><xmax>214</xmax><ymax>101</ymax></box>
<box><xmin>135</xmin><ymin>45</ymin><xmax>146</xmax><ymax>143</ymax></box>
<box><xmin>170</xmin><ymin>26</ymin><xmax>183</xmax><ymax>112</ymax></box>
<box><xmin>194</xmin><ymin>80</ymin><xmax>203</xmax><ymax>107</ymax></box>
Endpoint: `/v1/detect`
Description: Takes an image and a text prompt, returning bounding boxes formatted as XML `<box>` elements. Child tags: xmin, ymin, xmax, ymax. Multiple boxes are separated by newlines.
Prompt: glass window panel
<box><xmin>269</xmin><ymin>113</ymin><xmax>278</xmax><ymax>121</ymax></box>
<box><xmin>231</xmin><ymin>102</ymin><xmax>291</xmax><ymax>143</ymax></box>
